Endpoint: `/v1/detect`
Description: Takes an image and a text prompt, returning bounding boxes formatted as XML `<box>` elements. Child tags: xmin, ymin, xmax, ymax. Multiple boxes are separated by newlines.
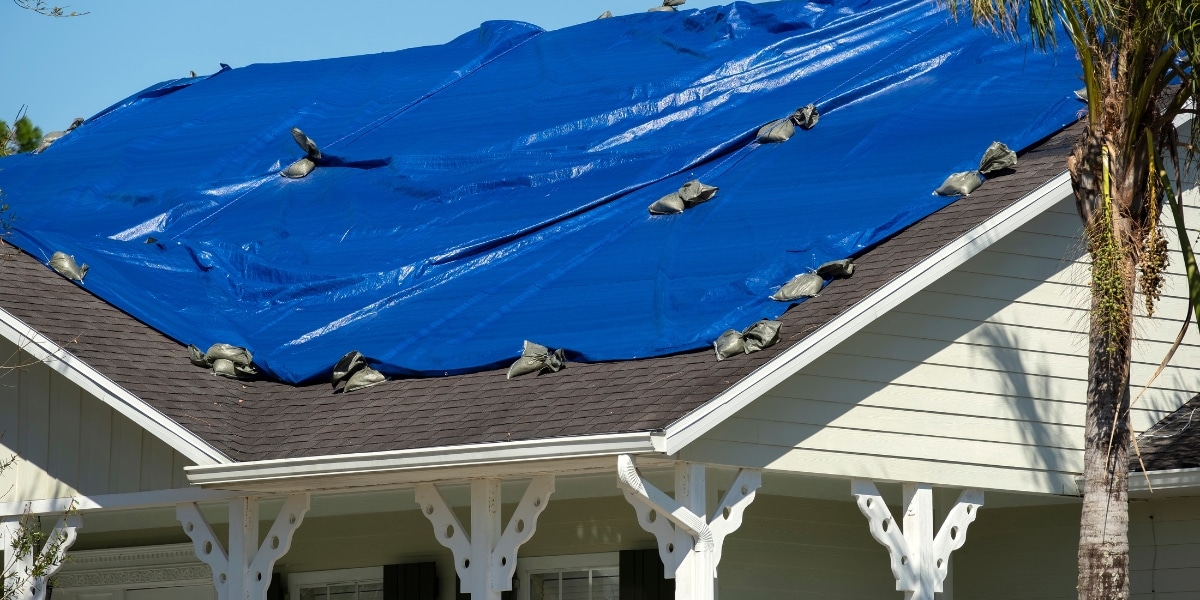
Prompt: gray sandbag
<box><xmin>648</xmin><ymin>193</ymin><xmax>686</xmax><ymax>215</ymax></box>
<box><xmin>204</xmin><ymin>343</ymin><xmax>254</xmax><ymax>367</ymax></box>
<box><xmin>648</xmin><ymin>0</ymin><xmax>684</xmax><ymax>10</ymax></box>
<box><xmin>714</xmin><ymin>319</ymin><xmax>783</xmax><ymax>360</ymax></box>
<box><xmin>507</xmin><ymin>341</ymin><xmax>566</xmax><ymax>379</ymax></box>
<box><xmin>756</xmin><ymin>118</ymin><xmax>795</xmax><ymax>143</ymax></box>
<box><xmin>934</xmin><ymin>171</ymin><xmax>983</xmax><ymax>196</ymax></box>
<box><xmin>648</xmin><ymin>180</ymin><xmax>718</xmax><ymax>215</ymax></box>
<box><xmin>790</xmin><ymin>104</ymin><xmax>819</xmax><ymax>130</ymax></box>
<box><xmin>282</xmin><ymin>157</ymin><xmax>317</xmax><ymax>179</ymax></box>
<box><xmin>816</xmin><ymin>259</ymin><xmax>855</xmax><ymax>279</ymax></box>
<box><xmin>742</xmin><ymin>320</ymin><xmax>782</xmax><ymax>353</ymax></box>
<box><xmin>291</xmin><ymin>127</ymin><xmax>322</xmax><ymax>160</ymax></box>
<box><xmin>344</xmin><ymin>366</ymin><xmax>386</xmax><ymax>393</ymax></box>
<box><xmin>1074</xmin><ymin>88</ymin><xmax>1088</xmax><ymax>101</ymax></box>
<box><xmin>188</xmin><ymin>345</ymin><xmax>210</xmax><ymax>368</ymax></box>
<box><xmin>34</xmin><ymin>118</ymin><xmax>84</xmax><ymax>154</ymax></box>
<box><xmin>713</xmin><ymin>330</ymin><xmax>746</xmax><ymax>360</ymax></box>
<box><xmin>771</xmin><ymin>272</ymin><xmax>824</xmax><ymax>302</ymax></box>
<box><xmin>49</xmin><ymin>251</ymin><xmax>88</xmax><ymax>282</ymax></box>
<box><xmin>678</xmin><ymin>180</ymin><xmax>718</xmax><ymax>208</ymax></box>
<box><xmin>331</xmin><ymin>350</ymin><xmax>367</xmax><ymax>386</ymax></box>
<box><xmin>598</xmin><ymin>10</ymin><xmax>613</xmax><ymax>18</ymax></box>
<box><xmin>977</xmin><ymin>141</ymin><xmax>1017</xmax><ymax>174</ymax></box>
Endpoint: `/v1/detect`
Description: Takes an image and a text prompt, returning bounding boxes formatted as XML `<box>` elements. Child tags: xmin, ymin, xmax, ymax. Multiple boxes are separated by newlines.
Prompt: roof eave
<box><xmin>1130</xmin><ymin>467</ymin><xmax>1200</xmax><ymax>494</ymax></box>
<box><xmin>185</xmin><ymin>431</ymin><xmax>664</xmax><ymax>491</ymax></box>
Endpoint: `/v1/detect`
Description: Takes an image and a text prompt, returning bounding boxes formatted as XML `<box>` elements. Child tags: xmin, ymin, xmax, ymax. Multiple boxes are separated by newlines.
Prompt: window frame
<box><xmin>287</xmin><ymin>566</ymin><xmax>385</xmax><ymax>600</ymax></box>
<box><xmin>515</xmin><ymin>552</ymin><xmax>619</xmax><ymax>600</ymax></box>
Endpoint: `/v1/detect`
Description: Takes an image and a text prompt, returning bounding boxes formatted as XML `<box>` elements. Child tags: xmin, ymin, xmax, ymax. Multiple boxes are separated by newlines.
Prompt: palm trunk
<box><xmin>1072</xmin><ymin>132</ymin><xmax>1136</xmax><ymax>600</ymax></box>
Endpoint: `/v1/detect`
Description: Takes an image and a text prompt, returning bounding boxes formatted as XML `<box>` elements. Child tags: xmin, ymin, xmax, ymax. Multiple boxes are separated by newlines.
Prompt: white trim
<box><xmin>0</xmin><ymin>306</ymin><xmax>231</xmax><ymax>465</ymax></box>
<box><xmin>186</xmin><ymin>432</ymin><xmax>658</xmax><ymax>488</ymax></box>
<box><xmin>53</xmin><ymin>543</ymin><xmax>213</xmax><ymax>592</ymax></box>
<box><xmin>661</xmin><ymin>170</ymin><xmax>1075</xmax><ymax>454</ymax></box>
<box><xmin>1129</xmin><ymin>467</ymin><xmax>1200</xmax><ymax>492</ymax></box>
<box><xmin>0</xmin><ymin>487</ymin><xmax>247</xmax><ymax>517</ymax></box>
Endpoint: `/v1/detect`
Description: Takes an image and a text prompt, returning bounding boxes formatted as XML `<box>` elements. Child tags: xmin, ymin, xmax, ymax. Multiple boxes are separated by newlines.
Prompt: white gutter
<box><xmin>662</xmin><ymin>170</ymin><xmax>1076</xmax><ymax>454</ymax></box>
<box><xmin>1129</xmin><ymin>467</ymin><xmax>1200</xmax><ymax>493</ymax></box>
<box><xmin>187</xmin><ymin>431</ymin><xmax>661</xmax><ymax>487</ymax></box>
<box><xmin>0</xmin><ymin>306</ymin><xmax>232</xmax><ymax>465</ymax></box>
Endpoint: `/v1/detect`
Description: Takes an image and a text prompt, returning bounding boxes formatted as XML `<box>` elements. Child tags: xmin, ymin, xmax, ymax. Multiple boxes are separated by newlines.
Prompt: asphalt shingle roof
<box><xmin>0</xmin><ymin>120</ymin><xmax>1083</xmax><ymax>462</ymax></box>
<box><xmin>1135</xmin><ymin>393</ymin><xmax>1200</xmax><ymax>472</ymax></box>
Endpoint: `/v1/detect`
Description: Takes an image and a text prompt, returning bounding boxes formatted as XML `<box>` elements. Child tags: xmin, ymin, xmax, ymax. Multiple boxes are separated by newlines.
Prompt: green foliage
<box><xmin>0</xmin><ymin>117</ymin><xmax>43</xmax><ymax>156</ymax></box>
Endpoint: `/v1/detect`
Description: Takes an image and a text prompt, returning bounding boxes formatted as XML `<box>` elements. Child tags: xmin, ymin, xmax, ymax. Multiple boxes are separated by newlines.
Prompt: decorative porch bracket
<box><xmin>415</xmin><ymin>475</ymin><xmax>555</xmax><ymax>600</ymax></box>
<box><xmin>0</xmin><ymin>512</ymin><xmax>81</xmax><ymax>600</ymax></box>
<box><xmin>176</xmin><ymin>493</ymin><xmax>310</xmax><ymax>600</ymax></box>
<box><xmin>851</xmin><ymin>480</ymin><xmax>983</xmax><ymax>600</ymax></box>
<box><xmin>616</xmin><ymin>455</ymin><xmax>761</xmax><ymax>600</ymax></box>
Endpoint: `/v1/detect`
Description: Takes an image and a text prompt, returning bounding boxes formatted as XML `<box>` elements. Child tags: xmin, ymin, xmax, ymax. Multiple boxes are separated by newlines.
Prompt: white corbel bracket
<box><xmin>617</xmin><ymin>454</ymin><xmax>760</xmax><ymax>600</ymax></box>
<box><xmin>0</xmin><ymin>511</ymin><xmax>81</xmax><ymax>600</ymax></box>
<box><xmin>851</xmin><ymin>480</ymin><xmax>983</xmax><ymax>600</ymax></box>
<box><xmin>176</xmin><ymin>494</ymin><xmax>309</xmax><ymax>600</ymax></box>
<box><xmin>415</xmin><ymin>475</ymin><xmax>555</xmax><ymax>599</ymax></box>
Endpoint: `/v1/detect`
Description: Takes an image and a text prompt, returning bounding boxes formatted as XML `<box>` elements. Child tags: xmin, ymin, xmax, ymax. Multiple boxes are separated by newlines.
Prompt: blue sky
<box><xmin>3</xmin><ymin>0</ymin><xmax>759</xmax><ymax>132</ymax></box>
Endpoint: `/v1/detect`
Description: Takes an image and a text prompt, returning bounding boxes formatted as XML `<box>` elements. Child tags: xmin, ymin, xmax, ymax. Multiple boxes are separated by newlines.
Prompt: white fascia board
<box><xmin>0</xmin><ymin>487</ymin><xmax>248</xmax><ymax>517</ymax></box>
<box><xmin>0</xmin><ymin>306</ymin><xmax>232</xmax><ymax>465</ymax></box>
<box><xmin>1129</xmin><ymin>467</ymin><xmax>1200</xmax><ymax>493</ymax></box>
<box><xmin>662</xmin><ymin>170</ymin><xmax>1075</xmax><ymax>455</ymax></box>
<box><xmin>186</xmin><ymin>432</ymin><xmax>659</xmax><ymax>488</ymax></box>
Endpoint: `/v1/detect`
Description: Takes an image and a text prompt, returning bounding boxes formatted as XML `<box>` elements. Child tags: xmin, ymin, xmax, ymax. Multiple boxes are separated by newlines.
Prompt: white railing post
<box><xmin>617</xmin><ymin>455</ymin><xmax>761</xmax><ymax>600</ymax></box>
<box><xmin>177</xmin><ymin>494</ymin><xmax>309</xmax><ymax>600</ymax></box>
<box><xmin>0</xmin><ymin>511</ymin><xmax>81</xmax><ymax>600</ymax></box>
<box><xmin>852</xmin><ymin>480</ymin><xmax>983</xmax><ymax>600</ymax></box>
<box><xmin>416</xmin><ymin>475</ymin><xmax>555</xmax><ymax>600</ymax></box>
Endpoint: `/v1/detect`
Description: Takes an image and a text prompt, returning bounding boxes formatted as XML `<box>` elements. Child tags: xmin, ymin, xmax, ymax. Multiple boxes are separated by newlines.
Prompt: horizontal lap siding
<box><xmin>686</xmin><ymin>197</ymin><xmax>1199</xmax><ymax>494</ymax></box>
<box><xmin>0</xmin><ymin>338</ymin><xmax>192</xmax><ymax>501</ymax></box>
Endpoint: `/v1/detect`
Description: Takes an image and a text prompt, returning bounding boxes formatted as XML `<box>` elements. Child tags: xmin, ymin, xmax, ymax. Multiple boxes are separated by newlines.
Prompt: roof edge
<box><xmin>186</xmin><ymin>431</ymin><xmax>661</xmax><ymax>488</ymax></box>
<box><xmin>1129</xmin><ymin>467</ymin><xmax>1200</xmax><ymax>493</ymax></box>
<box><xmin>662</xmin><ymin>169</ymin><xmax>1075</xmax><ymax>455</ymax></box>
<box><xmin>0</xmin><ymin>305</ymin><xmax>233</xmax><ymax>466</ymax></box>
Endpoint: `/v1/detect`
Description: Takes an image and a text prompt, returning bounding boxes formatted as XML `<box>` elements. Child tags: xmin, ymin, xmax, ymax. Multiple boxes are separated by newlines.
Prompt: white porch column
<box><xmin>176</xmin><ymin>493</ymin><xmax>309</xmax><ymax>600</ymax></box>
<box><xmin>616</xmin><ymin>455</ymin><xmax>761</xmax><ymax>600</ymax></box>
<box><xmin>852</xmin><ymin>480</ymin><xmax>983</xmax><ymax>600</ymax></box>
<box><xmin>0</xmin><ymin>512</ymin><xmax>81</xmax><ymax>600</ymax></box>
<box><xmin>416</xmin><ymin>475</ymin><xmax>555</xmax><ymax>600</ymax></box>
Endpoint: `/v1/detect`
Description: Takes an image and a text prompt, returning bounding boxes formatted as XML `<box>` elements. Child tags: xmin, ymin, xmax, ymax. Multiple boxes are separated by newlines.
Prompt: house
<box><xmin>2</xmin><ymin>1</ymin><xmax>1198</xmax><ymax>599</ymax></box>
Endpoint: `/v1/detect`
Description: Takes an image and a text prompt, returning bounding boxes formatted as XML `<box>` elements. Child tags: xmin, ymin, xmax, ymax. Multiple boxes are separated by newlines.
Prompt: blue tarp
<box><xmin>0</xmin><ymin>0</ymin><xmax>1082</xmax><ymax>384</ymax></box>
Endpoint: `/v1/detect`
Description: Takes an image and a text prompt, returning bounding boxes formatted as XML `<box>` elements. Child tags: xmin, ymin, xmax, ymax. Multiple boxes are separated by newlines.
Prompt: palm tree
<box><xmin>939</xmin><ymin>0</ymin><xmax>1198</xmax><ymax>597</ymax></box>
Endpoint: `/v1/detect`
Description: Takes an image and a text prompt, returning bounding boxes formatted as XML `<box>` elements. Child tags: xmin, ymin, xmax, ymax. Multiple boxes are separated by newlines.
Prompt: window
<box><xmin>517</xmin><ymin>553</ymin><xmax>618</xmax><ymax>600</ymax></box>
<box><xmin>289</xmin><ymin>567</ymin><xmax>384</xmax><ymax>600</ymax></box>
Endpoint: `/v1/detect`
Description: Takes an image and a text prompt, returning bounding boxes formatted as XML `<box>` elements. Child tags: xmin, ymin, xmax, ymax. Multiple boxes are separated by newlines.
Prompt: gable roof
<box><xmin>1135</xmin><ymin>393</ymin><xmax>1200</xmax><ymax>473</ymax></box>
<box><xmin>0</xmin><ymin>119</ymin><xmax>1084</xmax><ymax>467</ymax></box>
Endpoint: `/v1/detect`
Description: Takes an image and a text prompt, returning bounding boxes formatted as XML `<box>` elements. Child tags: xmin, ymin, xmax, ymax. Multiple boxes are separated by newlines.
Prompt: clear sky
<box><xmin>3</xmin><ymin>0</ymin><xmax>762</xmax><ymax>132</ymax></box>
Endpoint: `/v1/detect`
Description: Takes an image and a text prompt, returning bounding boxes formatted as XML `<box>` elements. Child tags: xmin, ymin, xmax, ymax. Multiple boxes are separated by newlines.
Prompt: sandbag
<box><xmin>507</xmin><ymin>341</ymin><xmax>567</xmax><ymax>379</ymax></box>
<box><xmin>934</xmin><ymin>171</ymin><xmax>983</xmax><ymax>196</ymax></box>
<box><xmin>205</xmin><ymin>343</ymin><xmax>254</xmax><ymax>367</ymax></box>
<box><xmin>714</xmin><ymin>319</ymin><xmax>782</xmax><ymax>360</ymax></box>
<box><xmin>330</xmin><ymin>349</ymin><xmax>387</xmax><ymax>392</ymax></box>
<box><xmin>345</xmin><ymin>366</ymin><xmax>386</xmax><ymax>392</ymax></box>
<box><xmin>816</xmin><ymin>259</ymin><xmax>855</xmax><ymax>279</ymax></box>
<box><xmin>649</xmin><ymin>180</ymin><xmax>717</xmax><ymax>214</ymax></box>
<box><xmin>291</xmin><ymin>127</ymin><xmax>322</xmax><ymax>160</ymax></box>
<box><xmin>281</xmin><ymin>127</ymin><xmax>322</xmax><ymax>179</ymax></box>
<box><xmin>282</xmin><ymin>157</ymin><xmax>316</xmax><ymax>179</ymax></box>
<box><xmin>49</xmin><ymin>251</ymin><xmax>88</xmax><ymax>282</ymax></box>
<box><xmin>790</xmin><ymin>104</ymin><xmax>819</xmax><ymax>130</ymax></box>
<box><xmin>188</xmin><ymin>343</ymin><xmax>258</xmax><ymax>378</ymax></box>
<box><xmin>331</xmin><ymin>350</ymin><xmax>367</xmax><ymax>385</ymax></box>
<box><xmin>977</xmin><ymin>141</ymin><xmax>1017</xmax><ymax>174</ymax></box>
<box><xmin>771</xmin><ymin>272</ymin><xmax>823</xmax><ymax>301</ymax></box>
<box><xmin>756</xmin><ymin>118</ymin><xmax>795</xmax><ymax>143</ymax></box>
<box><xmin>649</xmin><ymin>0</ymin><xmax>685</xmax><ymax>10</ymax></box>
<box><xmin>598</xmin><ymin>10</ymin><xmax>613</xmax><ymax>18</ymax></box>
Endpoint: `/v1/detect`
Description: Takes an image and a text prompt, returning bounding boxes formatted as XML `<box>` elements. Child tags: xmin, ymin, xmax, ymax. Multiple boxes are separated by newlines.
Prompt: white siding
<box><xmin>684</xmin><ymin>191</ymin><xmax>1200</xmax><ymax>495</ymax></box>
<box><xmin>0</xmin><ymin>338</ymin><xmax>193</xmax><ymax>501</ymax></box>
